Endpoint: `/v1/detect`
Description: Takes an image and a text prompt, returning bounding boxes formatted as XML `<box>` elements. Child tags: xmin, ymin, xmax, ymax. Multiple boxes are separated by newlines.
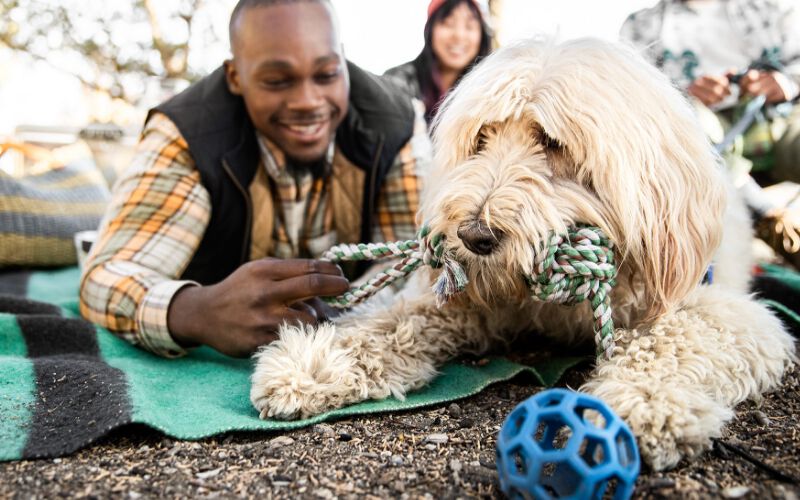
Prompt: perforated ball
<box><xmin>496</xmin><ymin>388</ymin><xmax>640</xmax><ymax>500</ymax></box>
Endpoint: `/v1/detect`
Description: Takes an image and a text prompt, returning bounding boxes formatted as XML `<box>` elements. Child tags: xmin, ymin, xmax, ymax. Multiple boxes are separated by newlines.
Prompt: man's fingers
<box><xmin>743</xmin><ymin>79</ymin><xmax>764</xmax><ymax>96</ymax></box>
<box><xmin>251</xmin><ymin>258</ymin><xmax>344</xmax><ymax>280</ymax></box>
<box><xmin>303</xmin><ymin>297</ymin><xmax>341</xmax><ymax>322</ymax></box>
<box><xmin>270</xmin><ymin>273</ymin><xmax>350</xmax><ymax>303</ymax></box>
<box><xmin>281</xmin><ymin>305</ymin><xmax>318</xmax><ymax>327</ymax></box>
<box><xmin>288</xmin><ymin>300</ymin><xmax>318</xmax><ymax>322</ymax></box>
<box><xmin>689</xmin><ymin>84</ymin><xmax>718</xmax><ymax>106</ymax></box>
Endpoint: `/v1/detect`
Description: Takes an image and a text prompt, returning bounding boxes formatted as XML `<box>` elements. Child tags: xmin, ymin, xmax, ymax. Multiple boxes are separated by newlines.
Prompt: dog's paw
<box><xmin>250</xmin><ymin>323</ymin><xmax>367</xmax><ymax>420</ymax></box>
<box><xmin>584</xmin><ymin>377</ymin><xmax>731</xmax><ymax>470</ymax></box>
<box><xmin>631</xmin><ymin>390</ymin><xmax>730</xmax><ymax>470</ymax></box>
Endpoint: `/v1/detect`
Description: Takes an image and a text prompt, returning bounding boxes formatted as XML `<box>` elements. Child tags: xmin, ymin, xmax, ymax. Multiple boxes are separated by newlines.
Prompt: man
<box><xmin>79</xmin><ymin>0</ymin><xmax>430</xmax><ymax>358</ymax></box>
<box><xmin>621</xmin><ymin>0</ymin><xmax>800</xmax><ymax>267</ymax></box>
<box><xmin>621</xmin><ymin>0</ymin><xmax>799</xmax><ymax>177</ymax></box>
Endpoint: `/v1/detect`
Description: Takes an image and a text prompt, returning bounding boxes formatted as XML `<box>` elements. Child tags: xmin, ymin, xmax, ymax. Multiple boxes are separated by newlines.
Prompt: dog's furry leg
<box><xmin>250</xmin><ymin>274</ymin><xmax>514</xmax><ymax>420</ymax></box>
<box><xmin>582</xmin><ymin>285</ymin><xmax>796</xmax><ymax>470</ymax></box>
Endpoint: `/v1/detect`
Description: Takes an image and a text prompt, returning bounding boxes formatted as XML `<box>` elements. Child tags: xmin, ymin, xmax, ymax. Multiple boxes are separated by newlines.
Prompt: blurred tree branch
<box><xmin>0</xmin><ymin>0</ymin><xmax>211</xmax><ymax>105</ymax></box>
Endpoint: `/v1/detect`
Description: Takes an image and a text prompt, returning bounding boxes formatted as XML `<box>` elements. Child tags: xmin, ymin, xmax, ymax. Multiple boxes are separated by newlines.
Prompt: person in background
<box><xmin>79</xmin><ymin>0</ymin><xmax>430</xmax><ymax>359</ymax></box>
<box><xmin>621</xmin><ymin>0</ymin><xmax>800</xmax><ymax>267</ymax></box>
<box><xmin>384</xmin><ymin>0</ymin><xmax>492</xmax><ymax>125</ymax></box>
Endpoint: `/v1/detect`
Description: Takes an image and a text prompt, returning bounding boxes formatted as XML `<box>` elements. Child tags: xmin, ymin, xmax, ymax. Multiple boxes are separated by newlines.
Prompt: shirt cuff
<box><xmin>136</xmin><ymin>280</ymin><xmax>200</xmax><ymax>358</ymax></box>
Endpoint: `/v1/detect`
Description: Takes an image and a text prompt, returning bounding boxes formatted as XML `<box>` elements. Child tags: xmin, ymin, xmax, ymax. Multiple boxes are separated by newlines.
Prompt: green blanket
<box><xmin>0</xmin><ymin>267</ymin><xmax>584</xmax><ymax>461</ymax></box>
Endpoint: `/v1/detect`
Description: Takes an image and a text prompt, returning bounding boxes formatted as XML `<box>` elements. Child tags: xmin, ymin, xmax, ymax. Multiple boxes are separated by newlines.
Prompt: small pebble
<box><xmin>391</xmin><ymin>455</ymin><xmax>404</xmax><ymax>466</ymax></box>
<box><xmin>424</xmin><ymin>444</ymin><xmax>436</xmax><ymax>451</ymax></box>
<box><xmin>338</xmin><ymin>432</ymin><xmax>353</xmax><ymax>442</ymax></box>
<box><xmin>313</xmin><ymin>487</ymin><xmax>334</xmax><ymax>499</ymax></box>
<box><xmin>195</xmin><ymin>468</ymin><xmax>221</xmax><ymax>479</ymax></box>
<box><xmin>268</xmin><ymin>436</ymin><xmax>295</xmax><ymax>448</ymax></box>
<box><xmin>449</xmin><ymin>459</ymin><xmax>462</xmax><ymax>474</ymax></box>
<box><xmin>459</xmin><ymin>417</ymin><xmax>475</xmax><ymax>428</ymax></box>
<box><xmin>753</xmin><ymin>410</ymin><xmax>771</xmax><ymax>426</ymax></box>
<box><xmin>722</xmin><ymin>486</ymin><xmax>751</xmax><ymax>499</ymax></box>
<box><xmin>647</xmin><ymin>477</ymin><xmax>676</xmax><ymax>489</ymax></box>
<box><xmin>313</xmin><ymin>423</ymin><xmax>335</xmax><ymax>437</ymax></box>
<box><xmin>447</xmin><ymin>403</ymin><xmax>462</xmax><ymax>418</ymax></box>
<box><xmin>425</xmin><ymin>433</ymin><xmax>449</xmax><ymax>444</ymax></box>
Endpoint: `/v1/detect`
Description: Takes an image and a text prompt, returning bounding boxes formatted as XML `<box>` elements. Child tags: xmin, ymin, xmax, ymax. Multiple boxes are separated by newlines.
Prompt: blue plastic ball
<box><xmin>496</xmin><ymin>388</ymin><xmax>640</xmax><ymax>500</ymax></box>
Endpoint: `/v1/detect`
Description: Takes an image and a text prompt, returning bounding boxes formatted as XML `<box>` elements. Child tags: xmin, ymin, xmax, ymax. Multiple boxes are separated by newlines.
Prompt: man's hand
<box><xmin>167</xmin><ymin>258</ymin><xmax>349</xmax><ymax>357</ymax></box>
<box><xmin>687</xmin><ymin>74</ymin><xmax>732</xmax><ymax>107</ymax></box>
<box><xmin>739</xmin><ymin>69</ymin><xmax>795</xmax><ymax>104</ymax></box>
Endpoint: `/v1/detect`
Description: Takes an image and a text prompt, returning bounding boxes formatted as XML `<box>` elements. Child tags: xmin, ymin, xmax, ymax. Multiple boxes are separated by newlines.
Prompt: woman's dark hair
<box><xmin>412</xmin><ymin>0</ymin><xmax>492</xmax><ymax>123</ymax></box>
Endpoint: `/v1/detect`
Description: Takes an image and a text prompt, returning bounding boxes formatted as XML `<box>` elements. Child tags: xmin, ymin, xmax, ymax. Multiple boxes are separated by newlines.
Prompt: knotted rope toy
<box><xmin>321</xmin><ymin>225</ymin><xmax>617</xmax><ymax>360</ymax></box>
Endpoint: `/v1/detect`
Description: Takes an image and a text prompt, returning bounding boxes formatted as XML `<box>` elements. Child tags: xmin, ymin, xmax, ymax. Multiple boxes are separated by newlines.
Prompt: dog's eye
<box><xmin>541</xmin><ymin>133</ymin><xmax>562</xmax><ymax>151</ymax></box>
<box><xmin>474</xmin><ymin>127</ymin><xmax>491</xmax><ymax>154</ymax></box>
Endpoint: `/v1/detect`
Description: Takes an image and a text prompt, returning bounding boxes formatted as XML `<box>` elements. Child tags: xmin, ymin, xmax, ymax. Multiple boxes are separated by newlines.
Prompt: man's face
<box><xmin>226</xmin><ymin>2</ymin><xmax>349</xmax><ymax>164</ymax></box>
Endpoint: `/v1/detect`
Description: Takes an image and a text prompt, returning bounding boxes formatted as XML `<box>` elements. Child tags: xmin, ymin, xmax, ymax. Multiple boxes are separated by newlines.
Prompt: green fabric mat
<box><xmin>0</xmin><ymin>267</ymin><xmax>585</xmax><ymax>461</ymax></box>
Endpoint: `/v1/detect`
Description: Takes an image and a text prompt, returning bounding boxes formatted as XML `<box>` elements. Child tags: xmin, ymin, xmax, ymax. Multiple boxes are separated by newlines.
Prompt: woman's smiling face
<box><xmin>431</xmin><ymin>2</ymin><xmax>483</xmax><ymax>74</ymax></box>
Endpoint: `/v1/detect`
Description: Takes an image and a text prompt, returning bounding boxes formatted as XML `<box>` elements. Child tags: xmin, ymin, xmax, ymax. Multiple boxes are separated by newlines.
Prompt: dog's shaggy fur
<box><xmin>250</xmin><ymin>38</ymin><xmax>796</xmax><ymax>470</ymax></box>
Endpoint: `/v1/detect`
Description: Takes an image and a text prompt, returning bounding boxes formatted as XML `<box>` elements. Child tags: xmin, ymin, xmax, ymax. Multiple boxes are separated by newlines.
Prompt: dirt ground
<box><xmin>1</xmin><ymin>347</ymin><xmax>798</xmax><ymax>500</ymax></box>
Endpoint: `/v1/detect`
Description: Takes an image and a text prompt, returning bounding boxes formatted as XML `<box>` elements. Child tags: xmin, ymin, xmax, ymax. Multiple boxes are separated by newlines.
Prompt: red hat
<box><xmin>427</xmin><ymin>0</ymin><xmax>481</xmax><ymax>19</ymax></box>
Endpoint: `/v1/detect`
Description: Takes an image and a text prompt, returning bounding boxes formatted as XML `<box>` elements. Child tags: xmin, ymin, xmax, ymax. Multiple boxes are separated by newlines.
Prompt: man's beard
<box><xmin>285</xmin><ymin>153</ymin><xmax>330</xmax><ymax>179</ymax></box>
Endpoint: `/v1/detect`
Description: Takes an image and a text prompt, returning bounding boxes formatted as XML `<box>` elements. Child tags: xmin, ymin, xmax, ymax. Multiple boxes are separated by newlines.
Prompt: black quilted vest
<box><xmin>151</xmin><ymin>61</ymin><xmax>415</xmax><ymax>285</ymax></box>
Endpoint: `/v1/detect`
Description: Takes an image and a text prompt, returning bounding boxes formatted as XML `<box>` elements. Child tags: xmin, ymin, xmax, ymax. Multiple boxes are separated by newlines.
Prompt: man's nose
<box><xmin>287</xmin><ymin>80</ymin><xmax>324</xmax><ymax>110</ymax></box>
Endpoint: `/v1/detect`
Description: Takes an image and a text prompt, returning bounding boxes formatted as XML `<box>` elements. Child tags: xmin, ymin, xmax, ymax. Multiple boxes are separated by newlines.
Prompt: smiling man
<box><xmin>79</xmin><ymin>0</ymin><xmax>430</xmax><ymax>358</ymax></box>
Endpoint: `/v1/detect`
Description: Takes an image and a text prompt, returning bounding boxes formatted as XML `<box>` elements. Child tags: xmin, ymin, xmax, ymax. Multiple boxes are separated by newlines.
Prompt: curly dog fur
<box><xmin>250</xmin><ymin>38</ymin><xmax>796</xmax><ymax>470</ymax></box>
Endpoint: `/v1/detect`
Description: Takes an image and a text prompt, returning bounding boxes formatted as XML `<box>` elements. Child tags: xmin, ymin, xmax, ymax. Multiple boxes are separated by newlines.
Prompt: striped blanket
<box><xmin>0</xmin><ymin>267</ymin><xmax>583</xmax><ymax>461</ymax></box>
<box><xmin>0</xmin><ymin>160</ymin><xmax>109</xmax><ymax>267</ymax></box>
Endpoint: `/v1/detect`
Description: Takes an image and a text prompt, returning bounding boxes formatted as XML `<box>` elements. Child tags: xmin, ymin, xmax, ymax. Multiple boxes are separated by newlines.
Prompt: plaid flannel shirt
<box><xmin>620</xmin><ymin>0</ymin><xmax>800</xmax><ymax>99</ymax></box>
<box><xmin>80</xmin><ymin>108</ymin><xmax>429</xmax><ymax>357</ymax></box>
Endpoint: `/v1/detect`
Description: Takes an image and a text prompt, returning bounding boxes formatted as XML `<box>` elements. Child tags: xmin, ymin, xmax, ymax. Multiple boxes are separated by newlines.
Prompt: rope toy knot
<box><xmin>527</xmin><ymin>226</ymin><xmax>617</xmax><ymax>360</ymax></box>
<box><xmin>320</xmin><ymin>225</ymin><xmax>617</xmax><ymax>361</ymax></box>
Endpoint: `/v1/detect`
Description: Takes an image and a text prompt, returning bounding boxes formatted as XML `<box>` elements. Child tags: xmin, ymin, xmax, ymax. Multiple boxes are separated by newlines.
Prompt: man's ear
<box><xmin>224</xmin><ymin>59</ymin><xmax>243</xmax><ymax>95</ymax></box>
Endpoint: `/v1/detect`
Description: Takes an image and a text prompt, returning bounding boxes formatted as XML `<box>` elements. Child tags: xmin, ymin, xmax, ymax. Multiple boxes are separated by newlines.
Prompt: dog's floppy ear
<box><xmin>550</xmin><ymin>40</ymin><xmax>726</xmax><ymax>319</ymax></box>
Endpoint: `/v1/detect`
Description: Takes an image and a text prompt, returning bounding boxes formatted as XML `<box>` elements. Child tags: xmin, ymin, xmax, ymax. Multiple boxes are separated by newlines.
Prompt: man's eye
<box><xmin>261</xmin><ymin>79</ymin><xmax>291</xmax><ymax>89</ymax></box>
<box><xmin>315</xmin><ymin>70</ymin><xmax>340</xmax><ymax>83</ymax></box>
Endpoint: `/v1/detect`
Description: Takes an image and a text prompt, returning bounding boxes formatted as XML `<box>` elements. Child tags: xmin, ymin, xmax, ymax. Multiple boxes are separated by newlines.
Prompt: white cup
<box><xmin>73</xmin><ymin>230</ymin><xmax>98</xmax><ymax>270</ymax></box>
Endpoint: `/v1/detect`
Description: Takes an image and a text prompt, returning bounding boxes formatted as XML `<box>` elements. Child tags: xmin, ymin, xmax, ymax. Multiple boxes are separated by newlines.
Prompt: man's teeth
<box><xmin>287</xmin><ymin>123</ymin><xmax>321</xmax><ymax>134</ymax></box>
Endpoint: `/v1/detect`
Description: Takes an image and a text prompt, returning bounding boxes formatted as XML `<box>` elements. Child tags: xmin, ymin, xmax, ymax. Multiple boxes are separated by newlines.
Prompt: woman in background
<box><xmin>384</xmin><ymin>0</ymin><xmax>492</xmax><ymax>125</ymax></box>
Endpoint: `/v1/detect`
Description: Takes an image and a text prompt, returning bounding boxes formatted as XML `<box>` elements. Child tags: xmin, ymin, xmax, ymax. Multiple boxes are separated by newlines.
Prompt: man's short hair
<box><xmin>228</xmin><ymin>0</ymin><xmax>330</xmax><ymax>46</ymax></box>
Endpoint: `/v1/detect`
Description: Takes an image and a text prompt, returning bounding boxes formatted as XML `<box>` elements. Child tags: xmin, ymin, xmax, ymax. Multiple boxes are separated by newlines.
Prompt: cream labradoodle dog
<box><xmin>250</xmin><ymin>38</ymin><xmax>796</xmax><ymax>470</ymax></box>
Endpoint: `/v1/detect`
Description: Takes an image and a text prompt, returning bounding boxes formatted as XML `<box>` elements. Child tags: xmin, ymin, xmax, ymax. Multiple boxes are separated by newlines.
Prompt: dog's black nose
<box><xmin>457</xmin><ymin>221</ymin><xmax>504</xmax><ymax>255</ymax></box>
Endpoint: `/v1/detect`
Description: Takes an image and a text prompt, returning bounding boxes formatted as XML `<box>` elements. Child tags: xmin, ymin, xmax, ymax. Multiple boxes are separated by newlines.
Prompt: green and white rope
<box><xmin>321</xmin><ymin>225</ymin><xmax>617</xmax><ymax>361</ymax></box>
<box><xmin>319</xmin><ymin>227</ymin><xmax>466</xmax><ymax>308</ymax></box>
<box><xmin>526</xmin><ymin>227</ymin><xmax>617</xmax><ymax>360</ymax></box>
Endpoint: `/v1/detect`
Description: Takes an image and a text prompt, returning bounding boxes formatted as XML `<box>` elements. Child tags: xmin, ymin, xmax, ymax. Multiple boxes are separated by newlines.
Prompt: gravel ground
<box><xmin>1</xmin><ymin>347</ymin><xmax>798</xmax><ymax>500</ymax></box>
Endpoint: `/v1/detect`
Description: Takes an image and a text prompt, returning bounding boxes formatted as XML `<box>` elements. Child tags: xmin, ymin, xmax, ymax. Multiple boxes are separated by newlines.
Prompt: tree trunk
<box><xmin>487</xmin><ymin>0</ymin><xmax>504</xmax><ymax>49</ymax></box>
